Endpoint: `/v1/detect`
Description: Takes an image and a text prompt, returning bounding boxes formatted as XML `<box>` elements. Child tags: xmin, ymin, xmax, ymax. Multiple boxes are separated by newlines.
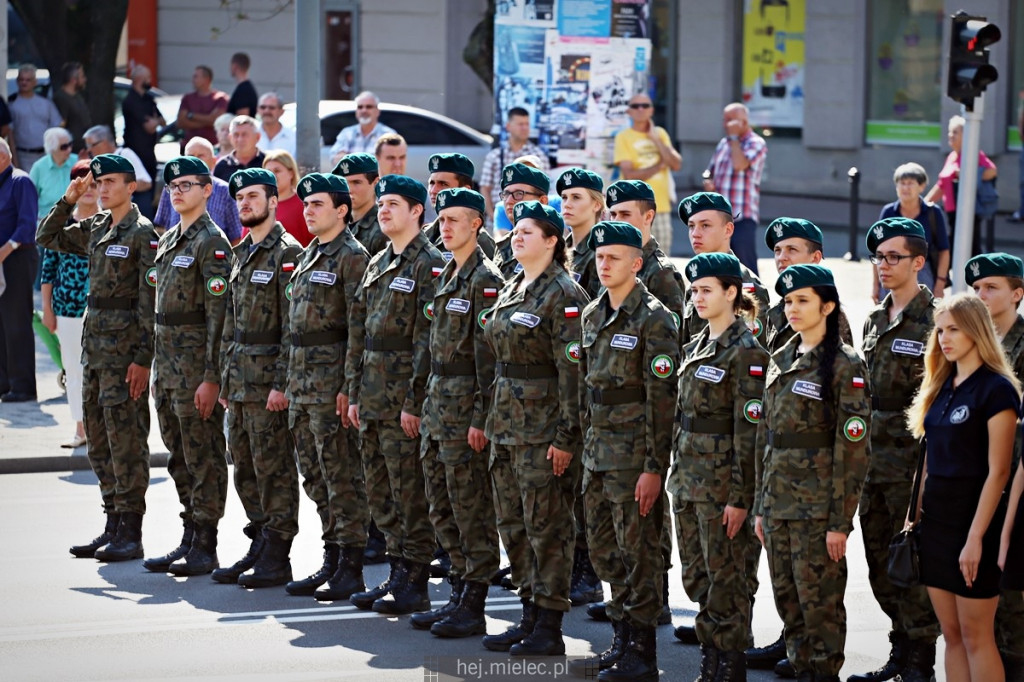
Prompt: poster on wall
<box><xmin>497</xmin><ymin>0</ymin><xmax>556</xmax><ymax>23</ymax></box>
<box><xmin>494</xmin><ymin>20</ymin><xmax>549</xmax><ymax>136</ymax></box>
<box><xmin>740</xmin><ymin>0</ymin><xmax>805</xmax><ymax>129</ymax></box>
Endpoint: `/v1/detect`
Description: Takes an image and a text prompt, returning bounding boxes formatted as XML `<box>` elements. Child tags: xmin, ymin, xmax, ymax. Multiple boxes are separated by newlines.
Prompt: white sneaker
<box><xmin>61</xmin><ymin>434</ymin><xmax>87</xmax><ymax>449</ymax></box>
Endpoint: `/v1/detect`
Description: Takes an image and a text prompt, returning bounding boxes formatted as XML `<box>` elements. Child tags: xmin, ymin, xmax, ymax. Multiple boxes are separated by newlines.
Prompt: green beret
<box><xmin>163</xmin><ymin>156</ymin><xmax>210</xmax><ymax>184</ymax></box>
<box><xmin>89</xmin><ymin>154</ymin><xmax>135</xmax><ymax>178</ymax></box>
<box><xmin>512</xmin><ymin>200</ymin><xmax>563</xmax><ymax>233</ymax></box>
<box><xmin>375</xmin><ymin>174</ymin><xmax>427</xmax><ymax>206</ymax></box>
<box><xmin>606</xmin><ymin>180</ymin><xmax>654</xmax><ymax>207</ymax></box>
<box><xmin>436</xmin><ymin>188</ymin><xmax>485</xmax><ymax>215</ymax></box>
<box><xmin>297</xmin><ymin>172</ymin><xmax>349</xmax><ymax>200</ymax></box>
<box><xmin>587</xmin><ymin>221</ymin><xmax>642</xmax><ymax>251</ymax></box>
<box><xmin>229</xmin><ymin>168</ymin><xmax>277</xmax><ymax>194</ymax></box>
<box><xmin>965</xmin><ymin>252</ymin><xmax>1024</xmax><ymax>286</ymax></box>
<box><xmin>684</xmin><ymin>252</ymin><xmax>742</xmax><ymax>283</ymax></box>
<box><xmin>765</xmin><ymin>217</ymin><xmax>824</xmax><ymax>250</ymax></box>
<box><xmin>866</xmin><ymin>217</ymin><xmax>926</xmax><ymax>253</ymax></box>
<box><xmin>429</xmin><ymin>153</ymin><xmax>474</xmax><ymax>178</ymax></box>
<box><xmin>500</xmin><ymin>163</ymin><xmax>550</xmax><ymax>193</ymax></box>
<box><xmin>775</xmin><ymin>264</ymin><xmax>836</xmax><ymax>296</ymax></box>
<box><xmin>678</xmin><ymin>192</ymin><xmax>733</xmax><ymax>223</ymax></box>
<box><xmin>556</xmin><ymin>168</ymin><xmax>603</xmax><ymax>195</ymax></box>
<box><xmin>332</xmin><ymin>153</ymin><xmax>377</xmax><ymax>177</ymax></box>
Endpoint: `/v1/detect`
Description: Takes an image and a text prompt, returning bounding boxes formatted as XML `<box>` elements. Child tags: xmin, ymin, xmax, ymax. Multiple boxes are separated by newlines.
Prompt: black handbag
<box><xmin>887</xmin><ymin>441</ymin><xmax>926</xmax><ymax>588</ymax></box>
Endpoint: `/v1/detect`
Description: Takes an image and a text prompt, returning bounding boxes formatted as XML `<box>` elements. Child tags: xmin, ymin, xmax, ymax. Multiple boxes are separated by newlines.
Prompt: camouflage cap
<box><xmin>332</xmin><ymin>152</ymin><xmax>377</xmax><ymax>177</ymax></box>
<box><xmin>297</xmin><ymin>172</ymin><xmax>349</xmax><ymax>200</ymax></box>
<box><xmin>678</xmin><ymin>192</ymin><xmax>733</xmax><ymax>223</ymax></box>
<box><xmin>89</xmin><ymin>154</ymin><xmax>135</xmax><ymax>178</ymax></box>
<box><xmin>228</xmin><ymin>168</ymin><xmax>277</xmax><ymax>194</ymax></box>
<box><xmin>556</xmin><ymin>167</ymin><xmax>603</xmax><ymax>195</ymax></box>
<box><xmin>606</xmin><ymin>180</ymin><xmax>655</xmax><ymax>208</ymax></box>
<box><xmin>775</xmin><ymin>263</ymin><xmax>836</xmax><ymax>296</ymax></box>
<box><xmin>866</xmin><ymin>216</ymin><xmax>926</xmax><ymax>253</ymax></box>
<box><xmin>435</xmin><ymin>187</ymin><xmax>485</xmax><ymax>215</ymax></box>
<box><xmin>965</xmin><ymin>252</ymin><xmax>1024</xmax><ymax>286</ymax></box>
<box><xmin>428</xmin><ymin>153</ymin><xmax>475</xmax><ymax>178</ymax></box>
<box><xmin>375</xmin><ymin>174</ymin><xmax>427</xmax><ymax>206</ymax></box>
<box><xmin>163</xmin><ymin>156</ymin><xmax>210</xmax><ymax>184</ymax></box>
<box><xmin>588</xmin><ymin>221</ymin><xmax>642</xmax><ymax>251</ymax></box>
<box><xmin>765</xmin><ymin>217</ymin><xmax>824</xmax><ymax>250</ymax></box>
<box><xmin>500</xmin><ymin>162</ymin><xmax>550</xmax><ymax>192</ymax></box>
<box><xmin>513</xmin><ymin>200</ymin><xmax>563</xmax><ymax>232</ymax></box>
<box><xmin>684</xmin><ymin>252</ymin><xmax>743</xmax><ymax>283</ymax></box>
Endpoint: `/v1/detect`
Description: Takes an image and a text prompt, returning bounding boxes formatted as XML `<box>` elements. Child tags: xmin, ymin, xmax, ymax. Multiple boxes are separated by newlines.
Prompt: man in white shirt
<box><xmin>328</xmin><ymin>91</ymin><xmax>395</xmax><ymax>165</ymax></box>
<box><xmin>256</xmin><ymin>93</ymin><xmax>295</xmax><ymax>157</ymax></box>
<box><xmin>83</xmin><ymin>124</ymin><xmax>155</xmax><ymax>216</ymax></box>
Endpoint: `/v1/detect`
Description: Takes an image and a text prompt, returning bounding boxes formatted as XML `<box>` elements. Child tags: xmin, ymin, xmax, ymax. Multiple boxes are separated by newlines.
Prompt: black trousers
<box><xmin>0</xmin><ymin>246</ymin><xmax>39</xmax><ymax>396</ymax></box>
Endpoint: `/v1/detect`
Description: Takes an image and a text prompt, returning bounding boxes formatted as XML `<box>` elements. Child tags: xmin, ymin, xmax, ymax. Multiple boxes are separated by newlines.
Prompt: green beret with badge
<box><xmin>428</xmin><ymin>153</ymin><xmax>474</xmax><ymax>178</ymax></box>
<box><xmin>774</xmin><ymin>263</ymin><xmax>836</xmax><ymax>296</ymax></box>
<box><xmin>297</xmin><ymin>172</ymin><xmax>349</xmax><ymax>200</ymax></box>
<box><xmin>512</xmin><ymin>200</ymin><xmax>563</xmax><ymax>232</ymax></box>
<box><xmin>865</xmin><ymin>216</ymin><xmax>926</xmax><ymax>253</ymax></box>
<box><xmin>500</xmin><ymin>163</ymin><xmax>550</xmax><ymax>192</ymax></box>
<box><xmin>556</xmin><ymin>167</ymin><xmax>603</xmax><ymax>195</ymax></box>
<box><xmin>587</xmin><ymin>220</ymin><xmax>642</xmax><ymax>251</ymax></box>
<box><xmin>965</xmin><ymin>252</ymin><xmax>1024</xmax><ymax>286</ymax></box>
<box><xmin>332</xmin><ymin>152</ymin><xmax>377</xmax><ymax>177</ymax></box>
<box><xmin>677</xmin><ymin>191</ymin><xmax>733</xmax><ymax>223</ymax></box>
<box><xmin>605</xmin><ymin>179</ymin><xmax>654</xmax><ymax>207</ymax></box>
<box><xmin>435</xmin><ymin>187</ymin><xmax>485</xmax><ymax>215</ymax></box>
<box><xmin>375</xmin><ymin>173</ymin><xmax>427</xmax><ymax>206</ymax></box>
<box><xmin>684</xmin><ymin>252</ymin><xmax>743</xmax><ymax>283</ymax></box>
<box><xmin>229</xmin><ymin>168</ymin><xmax>277</xmax><ymax>194</ymax></box>
<box><xmin>163</xmin><ymin>155</ymin><xmax>210</xmax><ymax>184</ymax></box>
<box><xmin>765</xmin><ymin>217</ymin><xmax>823</xmax><ymax>250</ymax></box>
<box><xmin>89</xmin><ymin>153</ymin><xmax>135</xmax><ymax>178</ymax></box>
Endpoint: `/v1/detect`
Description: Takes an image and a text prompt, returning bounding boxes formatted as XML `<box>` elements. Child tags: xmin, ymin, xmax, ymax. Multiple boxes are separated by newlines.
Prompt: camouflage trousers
<box><xmin>83</xmin><ymin>366</ymin><xmax>151</xmax><ymax>515</ymax></box>
<box><xmin>360</xmin><ymin>422</ymin><xmax>401</xmax><ymax>556</ymax></box>
<box><xmin>227</xmin><ymin>401</ymin><xmax>300</xmax><ymax>539</ymax></box>
<box><xmin>489</xmin><ymin>442</ymin><xmax>578</xmax><ymax>612</ymax></box>
<box><xmin>290</xmin><ymin>403</ymin><xmax>367</xmax><ymax>546</ymax></box>
<box><xmin>155</xmin><ymin>388</ymin><xmax>227</xmax><ymax>524</ymax></box>
<box><xmin>585</xmin><ymin>467</ymin><xmax>664</xmax><ymax>628</ymax></box>
<box><xmin>858</xmin><ymin>481</ymin><xmax>939</xmax><ymax>641</ymax></box>
<box><xmin>997</xmin><ymin>589</ymin><xmax>1024</xmax><ymax>655</ymax></box>
<box><xmin>674</xmin><ymin>497</ymin><xmax>752</xmax><ymax>652</ymax></box>
<box><xmin>764</xmin><ymin>517</ymin><xmax>847</xmax><ymax>677</ymax></box>
<box><xmin>360</xmin><ymin>418</ymin><xmax>433</xmax><ymax>564</ymax></box>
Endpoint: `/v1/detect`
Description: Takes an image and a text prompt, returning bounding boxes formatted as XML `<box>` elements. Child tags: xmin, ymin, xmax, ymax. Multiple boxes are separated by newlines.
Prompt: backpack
<box><xmin>976</xmin><ymin>178</ymin><xmax>999</xmax><ymax>219</ymax></box>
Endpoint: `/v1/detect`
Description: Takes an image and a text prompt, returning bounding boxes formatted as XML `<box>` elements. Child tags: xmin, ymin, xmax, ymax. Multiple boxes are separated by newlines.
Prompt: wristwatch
<box><xmin>7</xmin><ymin>240</ymin><xmax>20</xmax><ymax>251</ymax></box>
<box><xmin>727</xmin><ymin>135</ymin><xmax>740</xmax><ymax>142</ymax></box>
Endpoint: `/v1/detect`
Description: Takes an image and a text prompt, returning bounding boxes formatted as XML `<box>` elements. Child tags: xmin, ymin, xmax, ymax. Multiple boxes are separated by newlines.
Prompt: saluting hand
<box><xmin>635</xmin><ymin>473</ymin><xmax>661</xmax><ymax>517</ymax></box>
<box><xmin>63</xmin><ymin>175</ymin><xmax>92</xmax><ymax>204</ymax></box>
<box><xmin>125</xmin><ymin>363</ymin><xmax>150</xmax><ymax>401</ymax></box>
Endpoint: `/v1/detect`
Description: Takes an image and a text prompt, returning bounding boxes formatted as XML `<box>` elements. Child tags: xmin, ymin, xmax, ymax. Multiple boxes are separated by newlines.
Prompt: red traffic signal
<box><xmin>947</xmin><ymin>12</ymin><xmax>1001</xmax><ymax>110</ymax></box>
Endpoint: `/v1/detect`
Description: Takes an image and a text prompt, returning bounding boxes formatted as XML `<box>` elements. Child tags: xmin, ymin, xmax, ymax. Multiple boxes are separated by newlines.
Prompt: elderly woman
<box><xmin>214</xmin><ymin>113</ymin><xmax>235</xmax><ymax>160</ymax></box>
<box><xmin>262</xmin><ymin>149</ymin><xmax>311</xmax><ymax>245</ymax></box>
<box><xmin>29</xmin><ymin>127</ymin><xmax>78</xmax><ymax>220</ymax></box>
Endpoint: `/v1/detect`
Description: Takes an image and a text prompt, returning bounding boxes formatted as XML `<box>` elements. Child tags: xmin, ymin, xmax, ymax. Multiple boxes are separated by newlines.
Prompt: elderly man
<box><xmin>214</xmin><ymin>116</ymin><xmax>266</xmax><ymax>182</ymax></box>
<box><xmin>177</xmin><ymin>65</ymin><xmax>230</xmax><ymax>148</ymax></box>
<box><xmin>122</xmin><ymin>64</ymin><xmax>165</xmax><ymax>194</ymax></box>
<box><xmin>51</xmin><ymin>62</ymin><xmax>92</xmax><ymax>154</ymax></box>
<box><xmin>153</xmin><ymin>137</ymin><xmax>243</xmax><ymax>243</ymax></box>
<box><xmin>256</xmin><ymin>93</ymin><xmax>294</xmax><ymax>156</ymax></box>
<box><xmin>0</xmin><ymin>139</ymin><xmax>40</xmax><ymax>401</ymax></box>
<box><xmin>329</xmin><ymin>92</ymin><xmax>395</xmax><ymax>164</ymax></box>
<box><xmin>83</xmin><ymin>125</ymin><xmax>154</xmax><ymax>215</ymax></box>
<box><xmin>9</xmin><ymin>64</ymin><xmax>63</xmax><ymax>171</ymax></box>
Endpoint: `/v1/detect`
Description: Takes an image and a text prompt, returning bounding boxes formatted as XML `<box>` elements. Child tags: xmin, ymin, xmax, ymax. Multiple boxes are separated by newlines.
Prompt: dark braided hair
<box><xmin>718</xmin><ymin>276</ymin><xmax>760</xmax><ymax>323</ymax></box>
<box><xmin>813</xmin><ymin>284</ymin><xmax>843</xmax><ymax>423</ymax></box>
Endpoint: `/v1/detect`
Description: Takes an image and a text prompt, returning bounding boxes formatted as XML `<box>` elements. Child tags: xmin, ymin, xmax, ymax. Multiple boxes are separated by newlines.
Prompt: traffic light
<box><xmin>947</xmin><ymin>11</ymin><xmax>1001</xmax><ymax>110</ymax></box>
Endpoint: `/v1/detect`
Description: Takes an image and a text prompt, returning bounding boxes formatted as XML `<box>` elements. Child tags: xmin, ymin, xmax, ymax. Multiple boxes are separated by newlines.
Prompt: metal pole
<box><xmin>294</xmin><ymin>0</ymin><xmax>322</xmax><ymax>174</ymax></box>
<box><xmin>951</xmin><ymin>96</ymin><xmax>983</xmax><ymax>294</ymax></box>
<box><xmin>845</xmin><ymin>167</ymin><xmax>860</xmax><ymax>261</ymax></box>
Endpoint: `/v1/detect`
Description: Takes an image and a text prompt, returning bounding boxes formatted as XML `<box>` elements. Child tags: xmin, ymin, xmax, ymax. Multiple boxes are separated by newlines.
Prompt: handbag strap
<box><xmin>907</xmin><ymin>439</ymin><xmax>927</xmax><ymax>523</ymax></box>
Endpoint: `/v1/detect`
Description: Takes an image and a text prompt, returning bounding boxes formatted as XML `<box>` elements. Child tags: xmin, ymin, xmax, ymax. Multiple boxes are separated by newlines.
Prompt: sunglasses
<box><xmin>59</xmin><ymin>142</ymin><xmax>74</xmax><ymax>151</ymax></box>
<box><xmin>628</xmin><ymin>103</ymin><xmax>652</xmax><ymax>109</ymax></box>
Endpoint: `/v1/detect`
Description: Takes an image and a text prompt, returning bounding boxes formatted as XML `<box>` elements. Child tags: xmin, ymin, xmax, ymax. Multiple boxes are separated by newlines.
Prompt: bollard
<box><xmin>845</xmin><ymin>167</ymin><xmax>860</xmax><ymax>261</ymax></box>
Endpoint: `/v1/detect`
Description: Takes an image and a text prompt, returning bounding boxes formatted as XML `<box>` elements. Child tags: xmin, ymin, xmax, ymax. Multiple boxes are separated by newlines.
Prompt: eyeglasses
<box><xmin>628</xmin><ymin>103</ymin><xmax>652</xmax><ymax>109</ymax></box>
<box><xmin>500</xmin><ymin>189</ymin><xmax>543</xmax><ymax>202</ymax></box>
<box><xmin>59</xmin><ymin>142</ymin><xmax>74</xmax><ymax>151</ymax></box>
<box><xmin>869</xmin><ymin>253</ymin><xmax>916</xmax><ymax>266</ymax></box>
<box><xmin>165</xmin><ymin>181</ymin><xmax>200</xmax><ymax>194</ymax></box>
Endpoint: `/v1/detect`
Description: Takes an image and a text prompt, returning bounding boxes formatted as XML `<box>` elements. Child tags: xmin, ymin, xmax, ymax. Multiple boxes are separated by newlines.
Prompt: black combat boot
<box><xmin>211</xmin><ymin>524</ymin><xmax>264</xmax><ymax>584</ymax></box>
<box><xmin>848</xmin><ymin>631</ymin><xmax>909</xmax><ymax>682</ymax></box>
<box><xmin>713</xmin><ymin>650</ymin><xmax>747</xmax><ymax>682</ymax></box>
<box><xmin>775</xmin><ymin>658</ymin><xmax>796</xmax><ymax>678</ymax></box>
<box><xmin>411</xmin><ymin>574</ymin><xmax>463</xmax><ymax>630</ymax></box>
<box><xmin>568</xmin><ymin>618</ymin><xmax>629</xmax><ymax>676</ymax></box>
<box><xmin>94</xmin><ymin>511</ymin><xmax>144</xmax><ymax>562</ymax></box>
<box><xmin>482</xmin><ymin>598</ymin><xmax>537</xmax><ymax>652</ymax></box>
<box><xmin>363</xmin><ymin>520</ymin><xmax>387</xmax><ymax>565</ymax></box>
<box><xmin>599</xmin><ymin>625</ymin><xmax>659</xmax><ymax>681</ymax></box>
<box><xmin>510</xmin><ymin>606</ymin><xmax>565</xmax><ymax>656</ymax></box>
<box><xmin>286</xmin><ymin>544</ymin><xmax>339</xmax><ymax>596</ymax></box>
<box><xmin>70</xmin><ymin>512</ymin><xmax>120</xmax><ymax>558</ymax></box>
<box><xmin>373</xmin><ymin>560</ymin><xmax>431</xmax><ymax>615</ymax></box>
<box><xmin>696</xmin><ymin>643</ymin><xmax>719</xmax><ymax>682</ymax></box>
<box><xmin>143</xmin><ymin>519</ymin><xmax>194</xmax><ymax>572</ymax></box>
<box><xmin>314</xmin><ymin>545</ymin><xmax>365</xmax><ymax>601</ymax></box>
<box><xmin>893</xmin><ymin>638</ymin><xmax>935</xmax><ymax>682</ymax></box>
<box><xmin>675</xmin><ymin>623</ymin><xmax>700</xmax><ymax>645</ymax></box>
<box><xmin>658</xmin><ymin>571</ymin><xmax>672</xmax><ymax>625</ymax></box>
<box><xmin>588</xmin><ymin>601</ymin><xmax>610</xmax><ymax>621</ymax></box>
<box><xmin>569</xmin><ymin>548</ymin><xmax>604</xmax><ymax>606</ymax></box>
<box><xmin>238</xmin><ymin>529</ymin><xmax>293</xmax><ymax>588</ymax></box>
<box><xmin>745</xmin><ymin>634</ymin><xmax>787</xmax><ymax>669</ymax></box>
<box><xmin>431</xmin><ymin>580</ymin><xmax>489</xmax><ymax>638</ymax></box>
<box><xmin>168</xmin><ymin>523</ymin><xmax>219</xmax><ymax>576</ymax></box>
<box><xmin>351</xmin><ymin>555</ymin><xmax>405</xmax><ymax>610</ymax></box>
<box><xmin>429</xmin><ymin>544</ymin><xmax>452</xmax><ymax>579</ymax></box>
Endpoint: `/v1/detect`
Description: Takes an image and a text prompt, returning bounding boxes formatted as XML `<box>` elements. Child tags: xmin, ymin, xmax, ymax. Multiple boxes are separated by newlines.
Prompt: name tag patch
<box><xmin>441</xmin><ymin>251</ymin><xmax>455</xmax><ymax>262</ymax></box>
<box><xmin>171</xmin><ymin>255</ymin><xmax>195</xmax><ymax>268</ymax></box>
<box><xmin>250</xmin><ymin>270</ymin><xmax>273</xmax><ymax>285</ymax></box>
<box><xmin>446</xmin><ymin>298</ymin><xmax>471</xmax><ymax>314</ymax></box>
<box><xmin>389</xmin><ymin>277</ymin><xmax>415</xmax><ymax>293</ymax></box>
<box><xmin>510</xmin><ymin>312</ymin><xmax>541</xmax><ymax>328</ymax></box>
<box><xmin>105</xmin><ymin>245</ymin><xmax>129</xmax><ymax>258</ymax></box>
<box><xmin>695</xmin><ymin>365</ymin><xmax>726</xmax><ymax>383</ymax></box>
<box><xmin>792</xmin><ymin>380</ymin><xmax>822</xmax><ymax>400</ymax></box>
<box><xmin>610</xmin><ymin>334</ymin><xmax>638</xmax><ymax>351</ymax></box>
<box><xmin>310</xmin><ymin>271</ymin><xmax>337</xmax><ymax>286</ymax></box>
<box><xmin>892</xmin><ymin>339</ymin><xmax>924</xmax><ymax>356</ymax></box>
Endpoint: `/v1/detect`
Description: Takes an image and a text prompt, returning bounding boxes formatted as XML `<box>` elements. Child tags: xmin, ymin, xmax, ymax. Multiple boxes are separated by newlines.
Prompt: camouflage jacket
<box><xmin>422</xmin><ymin>244</ymin><xmax>504</xmax><ymax>441</ymax></box>
<box><xmin>681</xmin><ymin>255</ymin><xmax>769</xmax><ymax>347</ymax></box>
<box><xmin>484</xmin><ymin>261</ymin><xmax>589</xmax><ymax>453</ymax></box>
<box><xmin>1003</xmin><ymin>315</ymin><xmax>1024</xmax><ymax>383</ymax></box>
<box><xmin>638</xmin><ymin>236</ymin><xmax>686</xmax><ymax>325</ymax></box>
<box><xmin>423</xmin><ymin>216</ymin><xmax>497</xmax><ymax>261</ymax></box>
<box><xmin>765</xmin><ymin>299</ymin><xmax>855</xmax><ymax>354</ymax></box>
<box><xmin>152</xmin><ymin>212</ymin><xmax>231</xmax><ymax>394</ymax></box>
<box><xmin>493</xmin><ymin>232</ymin><xmax>519</xmax><ymax>279</ymax></box>
<box><xmin>578</xmin><ymin>281</ymin><xmax>679</xmax><ymax>475</ymax></box>
<box><xmin>285</xmin><ymin>228</ymin><xmax>368</xmax><ymax>404</ymax></box>
<box><xmin>348</xmin><ymin>230</ymin><xmax>444</xmax><ymax>419</ymax></box>
<box><xmin>861</xmin><ymin>286</ymin><xmax>935</xmax><ymax>483</ymax></box>
<box><xmin>351</xmin><ymin>205</ymin><xmax>387</xmax><ymax>258</ymax></box>
<box><xmin>566</xmin><ymin>231</ymin><xmax>600</xmax><ymax>299</ymax></box>
<box><xmin>37</xmin><ymin>199</ymin><xmax>157</xmax><ymax>370</ymax></box>
<box><xmin>754</xmin><ymin>338</ymin><xmax>871</xmax><ymax>534</ymax></box>
<box><xmin>669</xmin><ymin>317</ymin><xmax>768</xmax><ymax>507</ymax></box>
<box><xmin>220</xmin><ymin>222</ymin><xmax>303</xmax><ymax>402</ymax></box>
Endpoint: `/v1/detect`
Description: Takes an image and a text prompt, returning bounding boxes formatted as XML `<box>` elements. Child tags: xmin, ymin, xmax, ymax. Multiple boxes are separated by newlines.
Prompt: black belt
<box><xmin>678</xmin><ymin>415</ymin><xmax>733</xmax><ymax>434</ymax></box>
<box><xmin>588</xmin><ymin>387</ymin><xmax>643</xmax><ymax>405</ymax></box>
<box><xmin>291</xmin><ymin>330</ymin><xmax>345</xmax><ymax>347</ymax></box>
<box><xmin>156</xmin><ymin>310</ymin><xmax>205</xmax><ymax>326</ymax></box>
<box><xmin>234</xmin><ymin>329</ymin><xmax>281</xmax><ymax>345</ymax></box>
<box><xmin>365</xmin><ymin>336</ymin><xmax>414</xmax><ymax>352</ymax></box>
<box><xmin>431</xmin><ymin>360</ymin><xmax>476</xmax><ymax>376</ymax></box>
<box><xmin>17</xmin><ymin>147</ymin><xmax>43</xmax><ymax>153</ymax></box>
<box><xmin>88</xmin><ymin>295</ymin><xmax>136</xmax><ymax>310</ymax></box>
<box><xmin>766</xmin><ymin>429</ymin><xmax>833</xmax><ymax>449</ymax></box>
<box><xmin>872</xmin><ymin>396</ymin><xmax>909</xmax><ymax>411</ymax></box>
<box><xmin>495</xmin><ymin>362</ymin><xmax>558</xmax><ymax>379</ymax></box>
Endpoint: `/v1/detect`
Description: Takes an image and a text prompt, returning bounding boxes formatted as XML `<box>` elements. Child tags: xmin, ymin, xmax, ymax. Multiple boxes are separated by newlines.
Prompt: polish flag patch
<box><xmin>483</xmin><ymin>287</ymin><xmax>498</xmax><ymax>298</ymax></box>
<box><xmin>749</xmin><ymin>365</ymin><xmax>763</xmax><ymax>376</ymax></box>
<box><xmin>214</xmin><ymin>250</ymin><xmax>227</xmax><ymax>259</ymax></box>
<box><xmin>852</xmin><ymin>376</ymin><xmax>865</xmax><ymax>388</ymax></box>
<box><xmin>432</xmin><ymin>266</ymin><xmax>443</xmax><ymax>277</ymax></box>
<box><xmin>281</xmin><ymin>262</ymin><xmax>295</xmax><ymax>272</ymax></box>
<box><xmin>149</xmin><ymin>240</ymin><xmax>159</xmax><ymax>249</ymax></box>
<box><xmin>742</xmin><ymin>283</ymin><xmax>755</xmax><ymax>293</ymax></box>
<box><xmin>564</xmin><ymin>306</ymin><xmax>579</xmax><ymax>318</ymax></box>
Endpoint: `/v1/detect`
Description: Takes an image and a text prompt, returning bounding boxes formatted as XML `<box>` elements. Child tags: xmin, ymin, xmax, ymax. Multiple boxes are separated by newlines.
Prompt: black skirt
<box><xmin>1003</xmin><ymin>490</ymin><xmax>1024</xmax><ymax>591</ymax></box>
<box><xmin>918</xmin><ymin>476</ymin><xmax>1006</xmax><ymax>599</ymax></box>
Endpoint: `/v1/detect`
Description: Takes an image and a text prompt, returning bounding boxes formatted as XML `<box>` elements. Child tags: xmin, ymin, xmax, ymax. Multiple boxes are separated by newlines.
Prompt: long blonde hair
<box><xmin>907</xmin><ymin>293</ymin><xmax>1022</xmax><ymax>438</ymax></box>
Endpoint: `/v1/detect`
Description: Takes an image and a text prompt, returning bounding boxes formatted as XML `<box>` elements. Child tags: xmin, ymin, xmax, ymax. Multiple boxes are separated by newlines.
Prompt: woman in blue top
<box><xmin>906</xmin><ymin>293</ymin><xmax>1020</xmax><ymax>681</ymax></box>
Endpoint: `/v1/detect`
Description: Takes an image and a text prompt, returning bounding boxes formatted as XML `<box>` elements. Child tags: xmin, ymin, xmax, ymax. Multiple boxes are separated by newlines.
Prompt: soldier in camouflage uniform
<box><xmin>145</xmin><ymin>156</ymin><xmax>231</xmax><ymax>576</ymax></box>
<box><xmin>410</xmin><ymin>188</ymin><xmax>503</xmax><ymax>638</ymax></box>
<box><xmin>346</xmin><ymin>175</ymin><xmax>445</xmax><ymax>615</ymax></box>
<box><xmin>481</xmin><ymin>201</ymin><xmax>589</xmax><ymax>656</ymax></box>
<box><xmin>211</xmin><ymin>168</ymin><xmax>303</xmax><ymax>588</ymax></box>
<box><xmin>557</xmin><ymin>167</ymin><xmax>604</xmax><ymax>299</ymax></box>
<box><xmin>568</xmin><ymin>221</ymin><xmax>678</xmax><ymax>681</ymax></box>
<box><xmin>754</xmin><ymin>264</ymin><xmax>871</xmax><ymax>682</ymax></box>
<box><xmin>333</xmin><ymin>153</ymin><xmax>387</xmax><ymax>257</ymax></box>
<box><xmin>670</xmin><ymin>252</ymin><xmax>768</xmax><ymax>681</ymax></box>
<box><xmin>492</xmin><ymin>163</ymin><xmax>551</xmax><ymax>279</ymax></box>
<box><xmin>38</xmin><ymin>154</ymin><xmax>156</xmax><ymax>562</ymax></box>
<box><xmin>421</xmin><ymin>154</ymin><xmax>496</xmax><ymax>260</ymax></box>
